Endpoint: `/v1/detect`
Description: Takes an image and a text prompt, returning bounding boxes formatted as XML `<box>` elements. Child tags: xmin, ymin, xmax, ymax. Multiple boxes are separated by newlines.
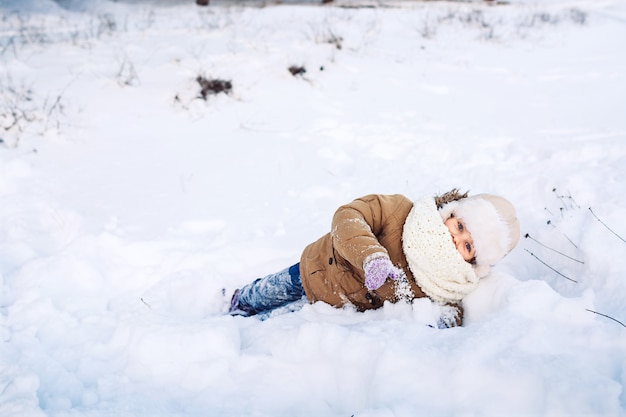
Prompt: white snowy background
<box><xmin>1</xmin><ymin>0</ymin><xmax>625</xmax><ymax>415</ymax></box>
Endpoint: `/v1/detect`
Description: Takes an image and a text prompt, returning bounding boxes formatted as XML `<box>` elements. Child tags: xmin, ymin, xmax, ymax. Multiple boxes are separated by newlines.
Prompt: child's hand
<box><xmin>436</xmin><ymin>304</ymin><xmax>462</xmax><ymax>328</ymax></box>
<box><xmin>363</xmin><ymin>257</ymin><xmax>402</xmax><ymax>291</ymax></box>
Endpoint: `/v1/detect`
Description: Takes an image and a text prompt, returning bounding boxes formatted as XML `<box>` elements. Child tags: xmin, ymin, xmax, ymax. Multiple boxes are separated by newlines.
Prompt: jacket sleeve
<box><xmin>330</xmin><ymin>194</ymin><xmax>409</xmax><ymax>273</ymax></box>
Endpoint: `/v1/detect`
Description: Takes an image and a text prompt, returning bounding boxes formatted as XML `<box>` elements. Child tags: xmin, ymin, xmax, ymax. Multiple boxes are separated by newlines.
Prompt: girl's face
<box><xmin>444</xmin><ymin>216</ymin><xmax>476</xmax><ymax>262</ymax></box>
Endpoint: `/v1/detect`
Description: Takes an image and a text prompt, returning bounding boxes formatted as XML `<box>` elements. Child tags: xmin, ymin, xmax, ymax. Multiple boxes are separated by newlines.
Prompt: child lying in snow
<box><xmin>228</xmin><ymin>190</ymin><xmax>520</xmax><ymax>327</ymax></box>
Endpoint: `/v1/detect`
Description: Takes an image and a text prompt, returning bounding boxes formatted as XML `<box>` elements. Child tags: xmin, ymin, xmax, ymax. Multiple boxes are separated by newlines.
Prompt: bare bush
<box><xmin>568</xmin><ymin>8</ymin><xmax>587</xmax><ymax>25</ymax></box>
<box><xmin>196</xmin><ymin>76</ymin><xmax>232</xmax><ymax>99</ymax></box>
<box><xmin>0</xmin><ymin>75</ymin><xmax>67</xmax><ymax>148</ymax></box>
<box><xmin>116</xmin><ymin>54</ymin><xmax>140</xmax><ymax>87</ymax></box>
<box><xmin>417</xmin><ymin>13</ymin><xmax>437</xmax><ymax>39</ymax></box>
<box><xmin>309</xmin><ymin>23</ymin><xmax>344</xmax><ymax>50</ymax></box>
<box><xmin>288</xmin><ymin>65</ymin><xmax>307</xmax><ymax>77</ymax></box>
<box><xmin>514</xmin><ymin>8</ymin><xmax>588</xmax><ymax>37</ymax></box>
<box><xmin>0</xmin><ymin>76</ymin><xmax>37</xmax><ymax>147</ymax></box>
<box><xmin>91</xmin><ymin>13</ymin><xmax>118</xmax><ymax>38</ymax></box>
<box><xmin>416</xmin><ymin>5</ymin><xmax>587</xmax><ymax>42</ymax></box>
<box><xmin>518</xmin><ymin>11</ymin><xmax>561</xmax><ymax>29</ymax></box>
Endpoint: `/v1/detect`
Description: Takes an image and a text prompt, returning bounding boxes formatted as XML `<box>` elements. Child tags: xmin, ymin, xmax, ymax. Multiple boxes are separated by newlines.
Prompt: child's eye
<box><xmin>465</xmin><ymin>242</ymin><xmax>472</xmax><ymax>252</ymax></box>
<box><xmin>458</xmin><ymin>222</ymin><xmax>464</xmax><ymax>232</ymax></box>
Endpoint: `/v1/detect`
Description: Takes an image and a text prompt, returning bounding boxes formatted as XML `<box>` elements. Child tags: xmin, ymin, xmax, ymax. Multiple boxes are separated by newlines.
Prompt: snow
<box><xmin>1</xmin><ymin>0</ymin><xmax>625</xmax><ymax>415</ymax></box>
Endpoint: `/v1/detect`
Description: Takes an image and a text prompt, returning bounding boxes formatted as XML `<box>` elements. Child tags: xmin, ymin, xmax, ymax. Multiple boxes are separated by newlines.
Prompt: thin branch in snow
<box><xmin>1</xmin><ymin>37</ymin><xmax>18</xmax><ymax>58</ymax></box>
<box><xmin>553</xmin><ymin>188</ymin><xmax>581</xmax><ymax>210</ymax></box>
<box><xmin>553</xmin><ymin>188</ymin><xmax>568</xmax><ymax>211</ymax></box>
<box><xmin>566</xmin><ymin>191</ymin><xmax>581</xmax><ymax>209</ymax></box>
<box><xmin>140</xmin><ymin>298</ymin><xmax>152</xmax><ymax>309</ymax></box>
<box><xmin>589</xmin><ymin>207</ymin><xmax>626</xmax><ymax>244</ymax></box>
<box><xmin>547</xmin><ymin>220</ymin><xmax>578</xmax><ymax>249</ymax></box>
<box><xmin>524</xmin><ymin>249</ymin><xmax>578</xmax><ymax>283</ymax></box>
<box><xmin>524</xmin><ymin>233</ymin><xmax>584</xmax><ymax>264</ymax></box>
<box><xmin>586</xmin><ymin>309</ymin><xmax>626</xmax><ymax>328</ymax></box>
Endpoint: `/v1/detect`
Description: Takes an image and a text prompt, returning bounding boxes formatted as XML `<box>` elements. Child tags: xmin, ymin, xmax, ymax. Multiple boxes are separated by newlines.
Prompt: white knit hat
<box><xmin>438</xmin><ymin>194</ymin><xmax>520</xmax><ymax>277</ymax></box>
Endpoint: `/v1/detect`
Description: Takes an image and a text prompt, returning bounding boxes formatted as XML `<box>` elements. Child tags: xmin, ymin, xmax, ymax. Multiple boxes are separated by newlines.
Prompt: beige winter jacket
<box><xmin>299</xmin><ymin>194</ymin><xmax>463</xmax><ymax>325</ymax></box>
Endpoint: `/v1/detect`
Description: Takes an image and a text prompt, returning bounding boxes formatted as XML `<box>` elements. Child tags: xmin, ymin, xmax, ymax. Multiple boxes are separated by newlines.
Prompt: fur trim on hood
<box><xmin>437</xmin><ymin>192</ymin><xmax>520</xmax><ymax>277</ymax></box>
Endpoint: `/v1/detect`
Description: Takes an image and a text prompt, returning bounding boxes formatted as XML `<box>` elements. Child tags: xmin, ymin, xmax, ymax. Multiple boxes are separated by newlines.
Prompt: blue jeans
<box><xmin>237</xmin><ymin>263</ymin><xmax>305</xmax><ymax>315</ymax></box>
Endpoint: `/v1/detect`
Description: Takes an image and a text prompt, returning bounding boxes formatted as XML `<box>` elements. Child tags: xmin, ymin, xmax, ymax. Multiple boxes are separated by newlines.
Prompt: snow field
<box><xmin>1</xmin><ymin>0</ymin><xmax>626</xmax><ymax>416</ymax></box>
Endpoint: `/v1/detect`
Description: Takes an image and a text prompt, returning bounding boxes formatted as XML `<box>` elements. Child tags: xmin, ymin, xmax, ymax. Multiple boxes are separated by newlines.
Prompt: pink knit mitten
<box><xmin>363</xmin><ymin>257</ymin><xmax>402</xmax><ymax>291</ymax></box>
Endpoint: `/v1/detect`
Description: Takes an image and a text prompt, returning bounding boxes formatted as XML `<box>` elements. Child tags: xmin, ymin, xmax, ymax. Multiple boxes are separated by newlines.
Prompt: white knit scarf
<box><xmin>402</xmin><ymin>197</ymin><xmax>479</xmax><ymax>304</ymax></box>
